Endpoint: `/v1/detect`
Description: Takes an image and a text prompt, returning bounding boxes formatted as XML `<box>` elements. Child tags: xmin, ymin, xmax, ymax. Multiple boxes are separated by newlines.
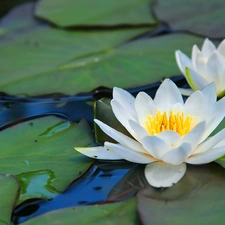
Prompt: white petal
<box><xmin>144</xmin><ymin>162</ymin><xmax>186</xmax><ymax>188</ymax></box>
<box><xmin>111</xmin><ymin>100</ymin><xmax>138</xmax><ymax>140</ymax></box>
<box><xmin>105</xmin><ymin>142</ymin><xmax>156</xmax><ymax>164</ymax></box>
<box><xmin>154</xmin><ymin>79</ymin><xmax>184</xmax><ymax>113</ymax></box>
<box><xmin>201</xmin><ymin>38</ymin><xmax>216</xmax><ymax>58</ymax></box>
<box><xmin>141</xmin><ymin>135</ymin><xmax>171</xmax><ymax>159</ymax></box>
<box><xmin>183</xmin><ymin>121</ymin><xmax>206</xmax><ymax>151</ymax></box>
<box><xmin>141</xmin><ymin>131</ymin><xmax>181</xmax><ymax>159</ymax></box>
<box><xmin>215</xmin><ymin>138</ymin><xmax>225</xmax><ymax>148</ymax></box>
<box><xmin>217</xmin><ymin>39</ymin><xmax>225</xmax><ymax>58</ymax></box>
<box><xmin>192</xmin><ymin>128</ymin><xmax>225</xmax><ymax>155</ymax></box>
<box><xmin>134</xmin><ymin>92</ymin><xmax>157</xmax><ymax>126</ymax></box>
<box><xmin>94</xmin><ymin>119</ymin><xmax>146</xmax><ymax>153</ymax></box>
<box><xmin>156</xmin><ymin>130</ymin><xmax>181</xmax><ymax>147</ymax></box>
<box><xmin>199</xmin><ymin>97</ymin><xmax>225</xmax><ymax>142</ymax></box>
<box><xmin>129</xmin><ymin>120</ymin><xmax>149</xmax><ymax>141</ymax></box>
<box><xmin>170</xmin><ymin>103</ymin><xmax>184</xmax><ymax>115</ymax></box>
<box><xmin>178</xmin><ymin>88</ymin><xmax>194</xmax><ymax>96</ymax></box>
<box><xmin>205</xmin><ymin>52</ymin><xmax>225</xmax><ymax>83</ymax></box>
<box><xmin>184</xmin><ymin>86</ymin><xmax>217</xmax><ymax>125</ymax></box>
<box><xmin>185</xmin><ymin>67</ymin><xmax>209</xmax><ymax>90</ymax></box>
<box><xmin>192</xmin><ymin>45</ymin><xmax>201</xmax><ymax>64</ymax></box>
<box><xmin>112</xmin><ymin>87</ymin><xmax>136</xmax><ymax>117</ymax></box>
<box><xmin>184</xmin><ymin>89</ymin><xmax>204</xmax><ymax>121</ymax></box>
<box><xmin>186</xmin><ymin>145</ymin><xmax>225</xmax><ymax>164</ymax></box>
<box><xmin>161</xmin><ymin>143</ymin><xmax>192</xmax><ymax>165</ymax></box>
<box><xmin>201</xmin><ymin>82</ymin><xmax>217</xmax><ymax>105</ymax></box>
<box><xmin>74</xmin><ymin>146</ymin><xmax>122</xmax><ymax>160</ymax></box>
<box><xmin>193</xmin><ymin>51</ymin><xmax>207</xmax><ymax>75</ymax></box>
<box><xmin>175</xmin><ymin>50</ymin><xmax>194</xmax><ymax>75</ymax></box>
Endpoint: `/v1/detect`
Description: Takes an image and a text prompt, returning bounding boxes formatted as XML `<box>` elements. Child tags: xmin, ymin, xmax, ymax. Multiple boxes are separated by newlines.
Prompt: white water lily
<box><xmin>175</xmin><ymin>38</ymin><xmax>225</xmax><ymax>98</ymax></box>
<box><xmin>75</xmin><ymin>79</ymin><xmax>225</xmax><ymax>188</ymax></box>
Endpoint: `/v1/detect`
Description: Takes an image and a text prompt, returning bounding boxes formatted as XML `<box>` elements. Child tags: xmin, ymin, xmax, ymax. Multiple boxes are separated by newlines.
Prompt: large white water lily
<box><xmin>75</xmin><ymin>79</ymin><xmax>225</xmax><ymax>188</ymax></box>
<box><xmin>175</xmin><ymin>38</ymin><xmax>225</xmax><ymax>98</ymax></box>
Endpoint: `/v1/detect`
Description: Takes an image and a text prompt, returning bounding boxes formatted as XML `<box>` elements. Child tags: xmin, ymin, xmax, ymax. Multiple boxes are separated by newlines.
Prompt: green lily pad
<box><xmin>0</xmin><ymin>116</ymin><xmax>94</xmax><ymax>204</ymax></box>
<box><xmin>153</xmin><ymin>0</ymin><xmax>225</xmax><ymax>38</ymax></box>
<box><xmin>137</xmin><ymin>163</ymin><xmax>225</xmax><ymax>225</ymax></box>
<box><xmin>21</xmin><ymin>198</ymin><xmax>140</xmax><ymax>225</ymax></box>
<box><xmin>0</xmin><ymin>33</ymin><xmax>203</xmax><ymax>96</ymax></box>
<box><xmin>35</xmin><ymin>0</ymin><xmax>156</xmax><ymax>27</ymax></box>
<box><xmin>0</xmin><ymin>174</ymin><xmax>19</xmax><ymax>225</ymax></box>
<box><xmin>0</xmin><ymin>25</ymin><xmax>151</xmax><ymax>96</ymax></box>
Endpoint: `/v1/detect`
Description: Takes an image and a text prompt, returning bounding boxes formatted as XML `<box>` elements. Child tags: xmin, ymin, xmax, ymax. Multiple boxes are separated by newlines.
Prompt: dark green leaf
<box><xmin>35</xmin><ymin>0</ymin><xmax>156</xmax><ymax>27</ymax></box>
<box><xmin>153</xmin><ymin>0</ymin><xmax>225</xmax><ymax>38</ymax></box>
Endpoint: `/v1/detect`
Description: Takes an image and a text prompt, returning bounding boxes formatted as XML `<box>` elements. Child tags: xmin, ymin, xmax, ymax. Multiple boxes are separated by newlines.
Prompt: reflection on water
<box><xmin>12</xmin><ymin>161</ymin><xmax>145</xmax><ymax>223</ymax></box>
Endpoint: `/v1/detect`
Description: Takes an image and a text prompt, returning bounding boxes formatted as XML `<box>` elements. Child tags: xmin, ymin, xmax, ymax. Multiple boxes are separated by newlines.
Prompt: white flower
<box><xmin>75</xmin><ymin>79</ymin><xmax>225</xmax><ymax>188</ymax></box>
<box><xmin>175</xmin><ymin>38</ymin><xmax>225</xmax><ymax>98</ymax></box>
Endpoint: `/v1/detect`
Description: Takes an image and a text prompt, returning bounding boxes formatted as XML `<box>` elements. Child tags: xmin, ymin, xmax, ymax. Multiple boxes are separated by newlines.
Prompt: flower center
<box><xmin>144</xmin><ymin>110</ymin><xmax>193</xmax><ymax>136</ymax></box>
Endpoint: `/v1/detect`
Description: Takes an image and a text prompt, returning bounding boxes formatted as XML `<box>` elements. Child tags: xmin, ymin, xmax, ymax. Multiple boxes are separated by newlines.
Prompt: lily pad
<box><xmin>0</xmin><ymin>174</ymin><xmax>19</xmax><ymax>225</ymax></box>
<box><xmin>0</xmin><ymin>33</ymin><xmax>203</xmax><ymax>96</ymax></box>
<box><xmin>0</xmin><ymin>116</ymin><xmax>94</xmax><ymax>204</ymax></box>
<box><xmin>137</xmin><ymin>163</ymin><xmax>225</xmax><ymax>225</ymax></box>
<box><xmin>35</xmin><ymin>0</ymin><xmax>156</xmax><ymax>27</ymax></box>
<box><xmin>21</xmin><ymin>198</ymin><xmax>140</xmax><ymax>225</ymax></box>
<box><xmin>0</xmin><ymin>25</ymin><xmax>151</xmax><ymax>96</ymax></box>
<box><xmin>153</xmin><ymin>0</ymin><xmax>225</xmax><ymax>38</ymax></box>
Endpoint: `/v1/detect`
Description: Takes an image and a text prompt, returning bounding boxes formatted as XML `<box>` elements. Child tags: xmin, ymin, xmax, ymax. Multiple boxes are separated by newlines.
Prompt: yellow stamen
<box><xmin>144</xmin><ymin>110</ymin><xmax>193</xmax><ymax>136</ymax></box>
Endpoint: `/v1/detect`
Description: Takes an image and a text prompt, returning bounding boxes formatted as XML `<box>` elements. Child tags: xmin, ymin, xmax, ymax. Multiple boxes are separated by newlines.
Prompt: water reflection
<box><xmin>12</xmin><ymin>161</ymin><xmax>144</xmax><ymax>223</ymax></box>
